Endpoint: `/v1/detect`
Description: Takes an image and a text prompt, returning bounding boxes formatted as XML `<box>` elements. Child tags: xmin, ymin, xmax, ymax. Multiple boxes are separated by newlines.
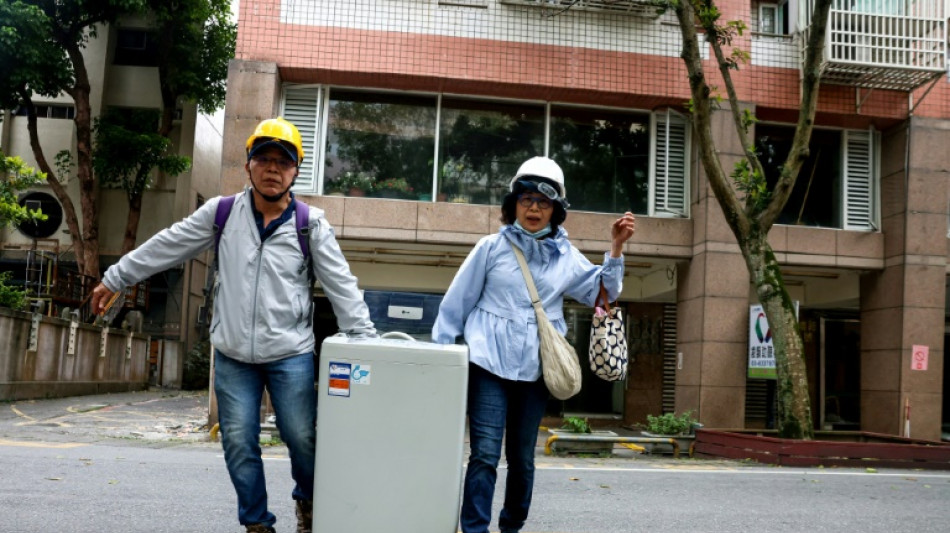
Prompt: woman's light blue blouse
<box><xmin>432</xmin><ymin>225</ymin><xmax>624</xmax><ymax>382</ymax></box>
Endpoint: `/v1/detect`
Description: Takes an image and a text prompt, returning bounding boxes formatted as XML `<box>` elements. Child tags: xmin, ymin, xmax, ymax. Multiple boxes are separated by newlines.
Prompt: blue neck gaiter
<box><xmin>514</xmin><ymin>220</ymin><xmax>552</xmax><ymax>239</ymax></box>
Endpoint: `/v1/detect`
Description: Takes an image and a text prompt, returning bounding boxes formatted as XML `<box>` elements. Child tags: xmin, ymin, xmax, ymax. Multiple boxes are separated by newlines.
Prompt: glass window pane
<box><xmin>549</xmin><ymin>106</ymin><xmax>650</xmax><ymax>214</ymax></box>
<box><xmin>325</xmin><ymin>90</ymin><xmax>436</xmax><ymax>200</ymax></box>
<box><xmin>756</xmin><ymin>124</ymin><xmax>842</xmax><ymax>227</ymax></box>
<box><xmin>438</xmin><ymin>98</ymin><xmax>544</xmax><ymax>205</ymax></box>
<box><xmin>760</xmin><ymin>6</ymin><xmax>777</xmax><ymax>34</ymax></box>
<box><xmin>114</xmin><ymin>29</ymin><xmax>159</xmax><ymax>67</ymax></box>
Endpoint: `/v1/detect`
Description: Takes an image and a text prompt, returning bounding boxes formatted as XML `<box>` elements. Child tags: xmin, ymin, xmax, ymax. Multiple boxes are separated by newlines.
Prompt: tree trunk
<box><xmin>20</xmin><ymin>96</ymin><xmax>86</xmax><ymax>274</ymax></box>
<box><xmin>743</xmin><ymin>232</ymin><xmax>814</xmax><ymax>439</ymax></box>
<box><xmin>122</xmin><ymin>192</ymin><xmax>143</xmax><ymax>255</ymax></box>
<box><xmin>64</xmin><ymin>45</ymin><xmax>100</xmax><ymax>279</ymax></box>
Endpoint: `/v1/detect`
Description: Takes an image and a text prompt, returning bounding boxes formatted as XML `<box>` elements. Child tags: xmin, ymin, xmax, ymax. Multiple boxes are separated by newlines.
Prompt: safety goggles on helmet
<box><xmin>515</xmin><ymin>178</ymin><xmax>570</xmax><ymax>209</ymax></box>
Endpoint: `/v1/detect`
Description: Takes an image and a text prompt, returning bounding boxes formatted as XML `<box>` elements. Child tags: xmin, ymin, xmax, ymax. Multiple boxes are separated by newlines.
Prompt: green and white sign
<box><xmin>748</xmin><ymin>304</ymin><xmax>776</xmax><ymax>379</ymax></box>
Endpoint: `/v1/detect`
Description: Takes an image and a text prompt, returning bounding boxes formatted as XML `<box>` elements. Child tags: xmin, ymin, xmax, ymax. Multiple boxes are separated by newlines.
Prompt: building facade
<box><xmin>224</xmin><ymin>0</ymin><xmax>948</xmax><ymax>439</ymax></box>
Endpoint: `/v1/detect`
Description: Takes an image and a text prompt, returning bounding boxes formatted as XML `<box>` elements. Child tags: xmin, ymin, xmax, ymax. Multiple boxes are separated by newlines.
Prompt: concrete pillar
<box><xmin>675</xmin><ymin>107</ymin><xmax>750</xmax><ymax>429</ymax></box>
<box><xmin>860</xmin><ymin>117</ymin><xmax>947</xmax><ymax>441</ymax></box>
<box><xmin>220</xmin><ymin>59</ymin><xmax>283</xmax><ymax>195</ymax></box>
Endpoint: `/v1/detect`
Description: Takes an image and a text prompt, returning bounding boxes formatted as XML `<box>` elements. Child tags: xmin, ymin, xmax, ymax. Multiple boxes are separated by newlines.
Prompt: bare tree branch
<box><xmin>672</xmin><ymin>0</ymin><xmax>748</xmax><ymax>237</ymax></box>
<box><xmin>759</xmin><ymin>0</ymin><xmax>833</xmax><ymax>228</ymax></box>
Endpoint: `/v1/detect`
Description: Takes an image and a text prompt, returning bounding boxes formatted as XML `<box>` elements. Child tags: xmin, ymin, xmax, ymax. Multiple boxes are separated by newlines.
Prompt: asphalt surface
<box><xmin>1</xmin><ymin>389</ymin><xmax>214</xmax><ymax>446</ymax></box>
<box><xmin>3</xmin><ymin>390</ymin><xmax>950</xmax><ymax>533</ymax></box>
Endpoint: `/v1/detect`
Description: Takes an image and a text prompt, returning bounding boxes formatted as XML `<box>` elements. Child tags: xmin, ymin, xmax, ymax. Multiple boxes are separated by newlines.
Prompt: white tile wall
<box><xmin>281</xmin><ymin>0</ymin><xmax>705</xmax><ymax>59</ymax></box>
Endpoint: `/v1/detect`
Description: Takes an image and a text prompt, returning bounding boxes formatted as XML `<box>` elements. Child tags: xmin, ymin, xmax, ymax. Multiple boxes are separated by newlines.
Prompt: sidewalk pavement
<box><xmin>1</xmin><ymin>389</ymin><xmax>213</xmax><ymax>445</ymax></box>
<box><xmin>0</xmin><ymin>388</ymin><xmax>709</xmax><ymax>465</ymax></box>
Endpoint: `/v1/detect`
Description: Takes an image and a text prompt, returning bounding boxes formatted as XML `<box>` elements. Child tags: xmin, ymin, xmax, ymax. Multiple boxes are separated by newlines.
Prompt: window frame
<box><xmin>754</xmin><ymin>122</ymin><xmax>880</xmax><ymax>231</ymax></box>
<box><xmin>113</xmin><ymin>27</ymin><xmax>159</xmax><ymax>67</ymax></box>
<box><xmin>283</xmin><ymin>85</ymin><xmax>690</xmax><ymax>219</ymax></box>
<box><xmin>759</xmin><ymin>3</ymin><xmax>780</xmax><ymax>35</ymax></box>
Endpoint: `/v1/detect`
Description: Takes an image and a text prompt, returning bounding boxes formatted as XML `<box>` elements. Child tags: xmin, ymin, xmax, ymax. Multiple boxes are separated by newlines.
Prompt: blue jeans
<box><xmin>214</xmin><ymin>350</ymin><xmax>316</xmax><ymax>527</ymax></box>
<box><xmin>460</xmin><ymin>363</ymin><xmax>549</xmax><ymax>533</ymax></box>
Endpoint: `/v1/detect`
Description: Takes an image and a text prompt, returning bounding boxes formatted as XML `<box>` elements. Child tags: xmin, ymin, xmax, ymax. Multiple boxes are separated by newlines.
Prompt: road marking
<box><xmin>10</xmin><ymin>405</ymin><xmax>35</xmax><ymax>421</ymax></box>
<box><xmin>10</xmin><ymin>404</ymin><xmax>71</xmax><ymax>427</ymax></box>
<box><xmin>0</xmin><ymin>439</ymin><xmax>86</xmax><ymax>449</ymax></box>
<box><xmin>529</xmin><ymin>464</ymin><xmax>950</xmax><ymax>479</ymax></box>
<box><xmin>217</xmin><ymin>454</ymin><xmax>289</xmax><ymax>461</ymax></box>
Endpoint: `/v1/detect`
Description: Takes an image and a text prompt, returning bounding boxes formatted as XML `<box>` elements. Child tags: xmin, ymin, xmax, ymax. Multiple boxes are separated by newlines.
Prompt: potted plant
<box><xmin>440</xmin><ymin>156</ymin><xmax>483</xmax><ymax>203</ymax></box>
<box><xmin>639</xmin><ymin>411</ymin><xmax>701</xmax><ymax>455</ymax></box>
<box><xmin>374</xmin><ymin>177</ymin><xmax>414</xmax><ymax>199</ymax></box>
<box><xmin>328</xmin><ymin>170</ymin><xmax>375</xmax><ymax>197</ymax></box>
<box><xmin>547</xmin><ymin>416</ymin><xmax>618</xmax><ymax>455</ymax></box>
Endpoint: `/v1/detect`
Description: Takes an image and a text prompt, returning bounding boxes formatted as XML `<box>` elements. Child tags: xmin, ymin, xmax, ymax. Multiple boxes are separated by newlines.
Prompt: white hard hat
<box><xmin>510</xmin><ymin>156</ymin><xmax>566</xmax><ymax>198</ymax></box>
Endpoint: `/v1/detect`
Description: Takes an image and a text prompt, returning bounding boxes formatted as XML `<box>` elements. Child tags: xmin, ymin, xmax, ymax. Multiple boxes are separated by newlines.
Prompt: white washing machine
<box><xmin>313</xmin><ymin>334</ymin><xmax>468</xmax><ymax>533</ymax></box>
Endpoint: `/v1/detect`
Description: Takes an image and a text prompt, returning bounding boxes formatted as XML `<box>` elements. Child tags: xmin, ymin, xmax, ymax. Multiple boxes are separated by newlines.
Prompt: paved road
<box><xmin>2</xmin><ymin>391</ymin><xmax>949</xmax><ymax>533</ymax></box>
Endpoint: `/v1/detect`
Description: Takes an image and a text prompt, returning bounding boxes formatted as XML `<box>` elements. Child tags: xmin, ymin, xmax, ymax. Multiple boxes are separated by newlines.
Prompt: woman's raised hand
<box><xmin>610</xmin><ymin>212</ymin><xmax>636</xmax><ymax>257</ymax></box>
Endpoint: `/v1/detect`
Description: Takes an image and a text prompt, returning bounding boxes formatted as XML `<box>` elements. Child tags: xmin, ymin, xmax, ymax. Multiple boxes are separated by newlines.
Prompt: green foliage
<box><xmin>0</xmin><ymin>149</ymin><xmax>47</xmax><ymax>228</ymax></box>
<box><xmin>94</xmin><ymin>108</ymin><xmax>191</xmax><ymax>196</ymax></box>
<box><xmin>146</xmin><ymin>0</ymin><xmax>236</xmax><ymax>114</ymax></box>
<box><xmin>0</xmin><ymin>1</ymin><xmax>146</xmax><ymax>110</ymax></box>
<box><xmin>645</xmin><ymin>411</ymin><xmax>697</xmax><ymax>436</ymax></box>
<box><xmin>561</xmin><ymin>416</ymin><xmax>592</xmax><ymax>434</ymax></box>
<box><xmin>725</xmin><ymin>47</ymin><xmax>750</xmax><ymax>71</ymax></box>
<box><xmin>732</xmin><ymin>156</ymin><xmax>770</xmax><ymax>212</ymax></box>
<box><xmin>376</xmin><ymin>177</ymin><xmax>413</xmax><ymax>194</ymax></box>
<box><xmin>54</xmin><ymin>150</ymin><xmax>74</xmax><ymax>183</ymax></box>
<box><xmin>181</xmin><ymin>337</ymin><xmax>211</xmax><ymax>390</ymax></box>
<box><xmin>329</xmin><ymin>170</ymin><xmax>376</xmax><ymax>193</ymax></box>
<box><xmin>0</xmin><ymin>2</ymin><xmax>72</xmax><ymax>108</ymax></box>
<box><xmin>0</xmin><ymin>271</ymin><xmax>26</xmax><ymax>311</ymax></box>
<box><xmin>740</xmin><ymin>108</ymin><xmax>757</xmax><ymax>134</ymax></box>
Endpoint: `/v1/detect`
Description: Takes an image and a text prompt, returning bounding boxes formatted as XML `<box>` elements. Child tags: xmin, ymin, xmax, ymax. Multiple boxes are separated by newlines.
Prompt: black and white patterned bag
<box><xmin>589</xmin><ymin>284</ymin><xmax>628</xmax><ymax>381</ymax></box>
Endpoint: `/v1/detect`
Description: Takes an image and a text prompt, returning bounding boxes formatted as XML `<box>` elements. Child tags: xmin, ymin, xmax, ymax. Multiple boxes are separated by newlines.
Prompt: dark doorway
<box><xmin>821</xmin><ymin>319</ymin><xmax>861</xmax><ymax>430</ymax></box>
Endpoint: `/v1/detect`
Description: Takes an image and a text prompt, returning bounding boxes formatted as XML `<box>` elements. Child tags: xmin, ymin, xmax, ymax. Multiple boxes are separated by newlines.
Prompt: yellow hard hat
<box><xmin>245</xmin><ymin>117</ymin><xmax>304</xmax><ymax>163</ymax></box>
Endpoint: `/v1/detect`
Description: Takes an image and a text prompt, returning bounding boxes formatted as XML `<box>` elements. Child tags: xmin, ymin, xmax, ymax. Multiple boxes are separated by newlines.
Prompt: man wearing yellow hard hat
<box><xmin>92</xmin><ymin>117</ymin><xmax>376</xmax><ymax>533</ymax></box>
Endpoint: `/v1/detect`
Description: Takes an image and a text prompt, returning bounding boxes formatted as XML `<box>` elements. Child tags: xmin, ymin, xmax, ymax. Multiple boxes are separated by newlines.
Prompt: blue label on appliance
<box><xmin>328</xmin><ymin>362</ymin><xmax>351</xmax><ymax>397</ymax></box>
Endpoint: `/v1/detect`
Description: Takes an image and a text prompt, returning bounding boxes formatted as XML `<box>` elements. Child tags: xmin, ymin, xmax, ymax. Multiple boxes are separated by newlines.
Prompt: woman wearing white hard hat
<box><xmin>433</xmin><ymin>156</ymin><xmax>636</xmax><ymax>533</ymax></box>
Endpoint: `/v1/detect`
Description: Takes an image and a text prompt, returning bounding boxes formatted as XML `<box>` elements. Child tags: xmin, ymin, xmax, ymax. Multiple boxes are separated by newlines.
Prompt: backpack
<box><xmin>196</xmin><ymin>194</ymin><xmax>313</xmax><ymax>331</ymax></box>
<box><xmin>213</xmin><ymin>194</ymin><xmax>311</xmax><ymax>265</ymax></box>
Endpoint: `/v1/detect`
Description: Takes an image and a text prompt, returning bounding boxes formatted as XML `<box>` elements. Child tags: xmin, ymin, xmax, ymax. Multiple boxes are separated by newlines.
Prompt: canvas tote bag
<box><xmin>589</xmin><ymin>283</ymin><xmax>628</xmax><ymax>381</ymax></box>
<box><xmin>509</xmin><ymin>241</ymin><xmax>582</xmax><ymax>400</ymax></box>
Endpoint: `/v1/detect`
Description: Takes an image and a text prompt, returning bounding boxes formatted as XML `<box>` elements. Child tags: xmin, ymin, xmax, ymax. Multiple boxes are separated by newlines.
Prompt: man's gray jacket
<box><xmin>102</xmin><ymin>189</ymin><xmax>376</xmax><ymax>363</ymax></box>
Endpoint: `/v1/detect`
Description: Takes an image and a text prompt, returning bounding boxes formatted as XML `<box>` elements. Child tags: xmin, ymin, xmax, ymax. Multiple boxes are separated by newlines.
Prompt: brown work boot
<box><xmin>245</xmin><ymin>524</ymin><xmax>275</xmax><ymax>533</ymax></box>
<box><xmin>295</xmin><ymin>499</ymin><xmax>313</xmax><ymax>533</ymax></box>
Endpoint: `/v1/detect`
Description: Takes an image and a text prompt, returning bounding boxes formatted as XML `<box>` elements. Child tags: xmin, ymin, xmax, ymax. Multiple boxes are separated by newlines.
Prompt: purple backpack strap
<box><xmin>295</xmin><ymin>199</ymin><xmax>315</xmax><ymax>283</ymax></box>
<box><xmin>294</xmin><ymin>199</ymin><xmax>310</xmax><ymax>259</ymax></box>
<box><xmin>213</xmin><ymin>195</ymin><xmax>237</xmax><ymax>258</ymax></box>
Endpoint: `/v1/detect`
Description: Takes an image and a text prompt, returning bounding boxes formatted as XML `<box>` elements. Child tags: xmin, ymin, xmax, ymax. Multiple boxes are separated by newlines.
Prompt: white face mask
<box><xmin>514</xmin><ymin>220</ymin><xmax>552</xmax><ymax>239</ymax></box>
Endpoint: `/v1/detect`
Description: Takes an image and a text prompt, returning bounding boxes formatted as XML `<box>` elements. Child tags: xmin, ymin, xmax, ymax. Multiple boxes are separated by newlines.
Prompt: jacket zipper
<box><xmin>250</xmin><ymin>241</ymin><xmax>264</xmax><ymax>362</ymax></box>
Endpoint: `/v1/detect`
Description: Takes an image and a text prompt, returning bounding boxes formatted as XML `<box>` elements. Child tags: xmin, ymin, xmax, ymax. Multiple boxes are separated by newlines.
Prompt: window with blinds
<box><xmin>756</xmin><ymin>123</ymin><xmax>879</xmax><ymax>231</ymax></box>
<box><xmin>283</xmin><ymin>85</ymin><xmax>693</xmax><ymax>221</ymax></box>
<box><xmin>843</xmin><ymin>129</ymin><xmax>878</xmax><ymax>231</ymax></box>
<box><xmin>652</xmin><ymin>109</ymin><xmax>690</xmax><ymax>218</ymax></box>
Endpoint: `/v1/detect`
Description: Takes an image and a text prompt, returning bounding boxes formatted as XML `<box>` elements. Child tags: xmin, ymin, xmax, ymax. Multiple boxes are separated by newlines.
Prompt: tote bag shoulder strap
<box><xmin>596</xmin><ymin>283</ymin><xmax>613</xmax><ymax>313</ymax></box>
<box><xmin>508</xmin><ymin>241</ymin><xmax>544</xmax><ymax>313</ymax></box>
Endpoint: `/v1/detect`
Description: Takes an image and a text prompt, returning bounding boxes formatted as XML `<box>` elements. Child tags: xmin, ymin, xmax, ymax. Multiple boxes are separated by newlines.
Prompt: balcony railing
<box><xmin>802</xmin><ymin>0</ymin><xmax>946</xmax><ymax>91</ymax></box>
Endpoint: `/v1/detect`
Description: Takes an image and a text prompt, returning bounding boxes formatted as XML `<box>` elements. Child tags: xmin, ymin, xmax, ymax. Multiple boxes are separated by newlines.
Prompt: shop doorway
<box><xmin>820</xmin><ymin>318</ymin><xmax>861</xmax><ymax>430</ymax></box>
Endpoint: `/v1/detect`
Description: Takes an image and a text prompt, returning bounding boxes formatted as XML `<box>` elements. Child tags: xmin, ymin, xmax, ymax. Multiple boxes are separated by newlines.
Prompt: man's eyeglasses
<box><xmin>251</xmin><ymin>155</ymin><xmax>296</xmax><ymax>170</ymax></box>
<box><xmin>518</xmin><ymin>195</ymin><xmax>553</xmax><ymax>210</ymax></box>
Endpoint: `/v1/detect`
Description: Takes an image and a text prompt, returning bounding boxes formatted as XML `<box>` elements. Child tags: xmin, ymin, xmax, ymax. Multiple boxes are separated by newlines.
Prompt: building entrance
<box><xmin>820</xmin><ymin>318</ymin><xmax>861</xmax><ymax>431</ymax></box>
